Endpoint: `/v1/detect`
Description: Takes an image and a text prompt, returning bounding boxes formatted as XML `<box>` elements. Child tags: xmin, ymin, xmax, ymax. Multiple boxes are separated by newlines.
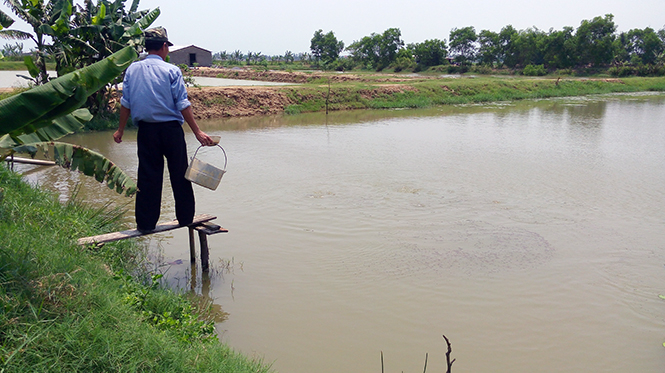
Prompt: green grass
<box><xmin>0</xmin><ymin>60</ymin><xmax>56</xmax><ymax>71</ymax></box>
<box><xmin>278</xmin><ymin>76</ymin><xmax>665</xmax><ymax>114</ymax></box>
<box><xmin>0</xmin><ymin>167</ymin><xmax>271</xmax><ymax>373</ymax></box>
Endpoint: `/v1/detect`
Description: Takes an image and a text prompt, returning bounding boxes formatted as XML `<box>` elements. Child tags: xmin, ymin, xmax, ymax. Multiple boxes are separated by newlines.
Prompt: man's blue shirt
<box><xmin>120</xmin><ymin>55</ymin><xmax>191</xmax><ymax>124</ymax></box>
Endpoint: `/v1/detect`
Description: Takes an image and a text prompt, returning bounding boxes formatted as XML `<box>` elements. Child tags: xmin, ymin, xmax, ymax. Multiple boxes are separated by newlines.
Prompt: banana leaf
<box><xmin>91</xmin><ymin>2</ymin><xmax>106</xmax><ymax>25</ymax></box>
<box><xmin>0</xmin><ymin>45</ymin><xmax>137</xmax><ymax>138</ymax></box>
<box><xmin>0</xmin><ymin>109</ymin><xmax>89</xmax><ymax>148</ymax></box>
<box><xmin>129</xmin><ymin>0</ymin><xmax>140</xmax><ymax>13</ymax></box>
<box><xmin>0</xmin><ymin>29</ymin><xmax>33</xmax><ymax>40</ymax></box>
<box><xmin>0</xmin><ymin>45</ymin><xmax>138</xmax><ymax>197</ymax></box>
<box><xmin>0</xmin><ymin>9</ymin><xmax>15</xmax><ymax>29</ymax></box>
<box><xmin>2</xmin><ymin>0</ymin><xmax>39</xmax><ymax>29</ymax></box>
<box><xmin>41</xmin><ymin>142</ymin><xmax>137</xmax><ymax>196</ymax></box>
<box><xmin>122</xmin><ymin>7</ymin><xmax>159</xmax><ymax>40</ymax></box>
<box><xmin>1</xmin><ymin>139</ymin><xmax>138</xmax><ymax>197</ymax></box>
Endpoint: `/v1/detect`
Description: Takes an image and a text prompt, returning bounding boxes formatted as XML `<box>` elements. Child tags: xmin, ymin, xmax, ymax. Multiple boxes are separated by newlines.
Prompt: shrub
<box><xmin>523</xmin><ymin>64</ymin><xmax>547</xmax><ymax>76</ymax></box>
<box><xmin>446</xmin><ymin>65</ymin><xmax>469</xmax><ymax>74</ymax></box>
<box><xmin>554</xmin><ymin>68</ymin><xmax>573</xmax><ymax>76</ymax></box>
<box><xmin>470</xmin><ymin>64</ymin><xmax>493</xmax><ymax>74</ymax></box>
<box><xmin>609</xmin><ymin>65</ymin><xmax>635</xmax><ymax>77</ymax></box>
<box><xmin>392</xmin><ymin>56</ymin><xmax>416</xmax><ymax>72</ymax></box>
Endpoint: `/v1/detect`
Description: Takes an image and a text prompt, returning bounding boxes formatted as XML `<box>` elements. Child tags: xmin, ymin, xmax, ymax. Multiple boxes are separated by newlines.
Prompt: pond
<box><xmin>0</xmin><ymin>70</ymin><xmax>290</xmax><ymax>88</ymax></box>
<box><xmin>15</xmin><ymin>93</ymin><xmax>665</xmax><ymax>372</ymax></box>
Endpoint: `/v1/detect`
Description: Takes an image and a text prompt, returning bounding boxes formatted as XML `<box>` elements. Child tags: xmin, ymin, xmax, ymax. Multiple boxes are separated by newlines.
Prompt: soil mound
<box><xmin>192</xmin><ymin>67</ymin><xmax>428</xmax><ymax>84</ymax></box>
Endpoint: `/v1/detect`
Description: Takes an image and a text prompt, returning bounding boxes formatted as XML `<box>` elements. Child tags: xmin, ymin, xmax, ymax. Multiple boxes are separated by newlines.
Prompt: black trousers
<box><xmin>136</xmin><ymin>121</ymin><xmax>195</xmax><ymax>230</ymax></box>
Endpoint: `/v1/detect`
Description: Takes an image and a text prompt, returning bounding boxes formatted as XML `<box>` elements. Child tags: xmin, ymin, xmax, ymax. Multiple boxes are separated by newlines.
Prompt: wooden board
<box><xmin>77</xmin><ymin>214</ymin><xmax>216</xmax><ymax>246</ymax></box>
<box><xmin>5</xmin><ymin>157</ymin><xmax>56</xmax><ymax>166</ymax></box>
<box><xmin>194</xmin><ymin>221</ymin><xmax>228</xmax><ymax>235</ymax></box>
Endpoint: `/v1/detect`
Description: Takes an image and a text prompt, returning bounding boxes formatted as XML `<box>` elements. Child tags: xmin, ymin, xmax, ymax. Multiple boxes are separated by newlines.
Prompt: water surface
<box><xmin>16</xmin><ymin>93</ymin><xmax>665</xmax><ymax>372</ymax></box>
<box><xmin>0</xmin><ymin>70</ymin><xmax>289</xmax><ymax>88</ymax></box>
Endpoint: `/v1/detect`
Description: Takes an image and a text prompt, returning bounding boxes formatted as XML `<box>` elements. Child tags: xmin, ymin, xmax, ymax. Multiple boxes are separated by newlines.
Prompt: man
<box><xmin>113</xmin><ymin>26</ymin><xmax>214</xmax><ymax>232</ymax></box>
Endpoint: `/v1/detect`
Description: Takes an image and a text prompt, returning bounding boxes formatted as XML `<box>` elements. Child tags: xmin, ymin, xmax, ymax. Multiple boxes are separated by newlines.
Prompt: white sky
<box><xmin>1</xmin><ymin>0</ymin><xmax>663</xmax><ymax>56</ymax></box>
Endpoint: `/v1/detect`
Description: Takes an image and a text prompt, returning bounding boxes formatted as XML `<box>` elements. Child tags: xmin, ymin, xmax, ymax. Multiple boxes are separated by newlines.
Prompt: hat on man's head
<box><xmin>144</xmin><ymin>27</ymin><xmax>173</xmax><ymax>46</ymax></box>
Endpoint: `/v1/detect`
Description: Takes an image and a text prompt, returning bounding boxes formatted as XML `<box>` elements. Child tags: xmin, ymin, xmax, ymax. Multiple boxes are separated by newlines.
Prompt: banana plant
<box><xmin>0</xmin><ymin>46</ymin><xmax>139</xmax><ymax>196</ymax></box>
<box><xmin>0</xmin><ymin>0</ymin><xmax>75</xmax><ymax>85</ymax></box>
<box><xmin>64</xmin><ymin>1</ymin><xmax>160</xmax><ymax>114</ymax></box>
<box><xmin>68</xmin><ymin>1</ymin><xmax>160</xmax><ymax>70</ymax></box>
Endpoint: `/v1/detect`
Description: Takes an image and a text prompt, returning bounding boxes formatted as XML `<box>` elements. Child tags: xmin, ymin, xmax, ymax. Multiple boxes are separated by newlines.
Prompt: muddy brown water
<box><xmin>16</xmin><ymin>93</ymin><xmax>665</xmax><ymax>372</ymax></box>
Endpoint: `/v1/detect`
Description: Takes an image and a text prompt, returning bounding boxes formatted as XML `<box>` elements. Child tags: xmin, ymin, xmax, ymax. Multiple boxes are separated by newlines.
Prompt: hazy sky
<box><xmin>0</xmin><ymin>0</ymin><xmax>663</xmax><ymax>55</ymax></box>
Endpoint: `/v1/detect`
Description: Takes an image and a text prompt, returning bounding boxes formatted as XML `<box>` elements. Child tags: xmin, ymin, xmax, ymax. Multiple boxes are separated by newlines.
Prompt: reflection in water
<box><xmin>14</xmin><ymin>92</ymin><xmax>665</xmax><ymax>373</ymax></box>
<box><xmin>188</xmin><ymin>264</ymin><xmax>229</xmax><ymax>324</ymax></box>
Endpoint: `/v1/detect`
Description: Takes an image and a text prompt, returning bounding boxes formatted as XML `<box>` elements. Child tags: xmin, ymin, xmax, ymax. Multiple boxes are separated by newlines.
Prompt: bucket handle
<box><xmin>191</xmin><ymin>144</ymin><xmax>227</xmax><ymax>171</ymax></box>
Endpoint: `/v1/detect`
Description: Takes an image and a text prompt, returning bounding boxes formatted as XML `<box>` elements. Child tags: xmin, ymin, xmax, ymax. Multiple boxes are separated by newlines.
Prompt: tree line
<box><xmin>303</xmin><ymin>14</ymin><xmax>665</xmax><ymax>76</ymax></box>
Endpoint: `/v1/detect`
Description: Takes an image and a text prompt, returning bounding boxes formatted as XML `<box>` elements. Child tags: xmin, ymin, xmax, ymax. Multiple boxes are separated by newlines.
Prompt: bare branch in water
<box><xmin>443</xmin><ymin>334</ymin><xmax>456</xmax><ymax>373</ymax></box>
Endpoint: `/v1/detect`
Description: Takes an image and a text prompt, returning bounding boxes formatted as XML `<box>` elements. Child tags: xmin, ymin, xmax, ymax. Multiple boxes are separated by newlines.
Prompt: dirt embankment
<box><xmin>187</xmin><ymin>85</ymin><xmax>419</xmax><ymax>120</ymax></box>
<box><xmin>187</xmin><ymin>86</ymin><xmax>293</xmax><ymax>119</ymax></box>
<box><xmin>192</xmin><ymin>67</ymin><xmax>428</xmax><ymax>84</ymax></box>
<box><xmin>186</xmin><ymin>67</ymin><xmax>430</xmax><ymax>119</ymax></box>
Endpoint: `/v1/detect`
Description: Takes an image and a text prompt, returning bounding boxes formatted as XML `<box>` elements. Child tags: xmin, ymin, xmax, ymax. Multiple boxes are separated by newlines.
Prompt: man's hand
<box><xmin>113</xmin><ymin>129</ymin><xmax>123</xmax><ymax>143</ymax></box>
<box><xmin>115</xmin><ymin>106</ymin><xmax>130</xmax><ymax>144</ymax></box>
<box><xmin>182</xmin><ymin>106</ymin><xmax>215</xmax><ymax>146</ymax></box>
<box><xmin>194</xmin><ymin>130</ymin><xmax>215</xmax><ymax>146</ymax></box>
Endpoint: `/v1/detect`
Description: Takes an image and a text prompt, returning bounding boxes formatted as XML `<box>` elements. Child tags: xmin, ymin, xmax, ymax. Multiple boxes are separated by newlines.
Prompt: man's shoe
<box><xmin>137</xmin><ymin>226</ymin><xmax>155</xmax><ymax>234</ymax></box>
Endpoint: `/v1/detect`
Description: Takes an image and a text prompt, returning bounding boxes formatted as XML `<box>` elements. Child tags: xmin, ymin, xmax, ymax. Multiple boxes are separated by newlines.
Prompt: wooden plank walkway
<box><xmin>4</xmin><ymin>156</ymin><xmax>56</xmax><ymax>166</ymax></box>
<box><xmin>189</xmin><ymin>222</ymin><xmax>228</xmax><ymax>271</ymax></box>
<box><xmin>78</xmin><ymin>213</ymin><xmax>228</xmax><ymax>272</ymax></box>
<box><xmin>77</xmin><ymin>214</ymin><xmax>217</xmax><ymax>246</ymax></box>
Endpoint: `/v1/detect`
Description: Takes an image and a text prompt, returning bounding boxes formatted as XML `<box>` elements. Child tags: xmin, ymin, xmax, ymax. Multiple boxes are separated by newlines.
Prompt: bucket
<box><xmin>185</xmin><ymin>145</ymin><xmax>227</xmax><ymax>191</ymax></box>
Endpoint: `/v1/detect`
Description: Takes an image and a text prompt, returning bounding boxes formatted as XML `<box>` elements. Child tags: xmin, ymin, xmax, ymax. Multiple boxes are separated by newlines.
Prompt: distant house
<box><xmin>169</xmin><ymin>45</ymin><xmax>212</xmax><ymax>67</ymax></box>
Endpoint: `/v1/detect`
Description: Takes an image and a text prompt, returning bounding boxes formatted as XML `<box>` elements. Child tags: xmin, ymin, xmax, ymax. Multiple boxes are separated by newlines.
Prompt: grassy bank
<box><xmin>0</xmin><ymin>61</ymin><xmax>56</xmax><ymax>71</ymax></box>
<box><xmin>35</xmin><ymin>75</ymin><xmax>665</xmax><ymax>125</ymax></box>
<box><xmin>281</xmin><ymin>76</ymin><xmax>665</xmax><ymax>114</ymax></box>
<box><xmin>0</xmin><ymin>167</ymin><xmax>271</xmax><ymax>373</ymax></box>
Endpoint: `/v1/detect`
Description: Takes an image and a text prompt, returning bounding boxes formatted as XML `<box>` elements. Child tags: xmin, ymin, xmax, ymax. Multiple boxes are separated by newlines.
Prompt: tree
<box><xmin>0</xmin><ymin>0</ymin><xmax>75</xmax><ymax>84</ymax></box>
<box><xmin>253</xmin><ymin>51</ymin><xmax>263</xmax><ymax>64</ymax></box>
<box><xmin>376</xmin><ymin>28</ymin><xmax>403</xmax><ymax>69</ymax></box>
<box><xmin>411</xmin><ymin>39</ymin><xmax>447</xmax><ymax>68</ymax></box>
<box><xmin>347</xmin><ymin>27</ymin><xmax>403</xmax><ymax>70</ymax></box>
<box><xmin>284</xmin><ymin>50</ymin><xmax>294</xmax><ymax>63</ymax></box>
<box><xmin>347</xmin><ymin>34</ymin><xmax>379</xmax><ymax>68</ymax></box>
<box><xmin>65</xmin><ymin>0</ymin><xmax>159</xmax><ymax>114</ymax></box>
<box><xmin>449</xmin><ymin>26</ymin><xmax>477</xmax><ymax>64</ymax></box>
<box><xmin>499</xmin><ymin>25</ymin><xmax>519</xmax><ymax>68</ymax></box>
<box><xmin>310</xmin><ymin>29</ymin><xmax>344</xmax><ymax>66</ymax></box>
<box><xmin>575</xmin><ymin>14</ymin><xmax>617</xmax><ymax>66</ymax></box>
<box><xmin>0</xmin><ymin>0</ymin><xmax>158</xmax><ymax>116</ymax></box>
<box><xmin>392</xmin><ymin>47</ymin><xmax>415</xmax><ymax>71</ymax></box>
<box><xmin>620</xmin><ymin>27</ymin><xmax>664</xmax><ymax>65</ymax></box>
<box><xmin>510</xmin><ymin>27</ymin><xmax>547</xmax><ymax>67</ymax></box>
<box><xmin>542</xmin><ymin>26</ymin><xmax>576</xmax><ymax>69</ymax></box>
<box><xmin>213</xmin><ymin>50</ymin><xmax>228</xmax><ymax>61</ymax></box>
<box><xmin>65</xmin><ymin>0</ymin><xmax>159</xmax><ymax>72</ymax></box>
<box><xmin>0</xmin><ymin>41</ymin><xmax>22</xmax><ymax>58</ymax></box>
<box><xmin>477</xmin><ymin>29</ymin><xmax>500</xmax><ymax>66</ymax></box>
<box><xmin>231</xmin><ymin>50</ymin><xmax>243</xmax><ymax>62</ymax></box>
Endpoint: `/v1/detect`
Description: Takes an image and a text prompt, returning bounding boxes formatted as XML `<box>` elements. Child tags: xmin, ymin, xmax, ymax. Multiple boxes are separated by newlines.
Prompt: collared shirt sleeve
<box><xmin>120</xmin><ymin>68</ymin><xmax>131</xmax><ymax>108</ymax></box>
<box><xmin>170</xmin><ymin>68</ymin><xmax>191</xmax><ymax>112</ymax></box>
